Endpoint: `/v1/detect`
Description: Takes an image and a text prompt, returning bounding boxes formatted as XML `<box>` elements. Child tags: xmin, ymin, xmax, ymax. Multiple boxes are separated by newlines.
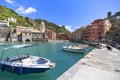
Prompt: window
<box><xmin>29</xmin><ymin>33</ymin><xmax>31</xmax><ymax>36</ymax></box>
<box><xmin>25</xmin><ymin>32</ymin><xmax>27</xmax><ymax>35</ymax></box>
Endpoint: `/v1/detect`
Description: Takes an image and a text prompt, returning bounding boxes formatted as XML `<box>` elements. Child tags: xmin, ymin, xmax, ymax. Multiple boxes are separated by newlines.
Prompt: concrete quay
<box><xmin>48</xmin><ymin>40</ymin><xmax>69</xmax><ymax>43</ymax></box>
<box><xmin>57</xmin><ymin>47</ymin><xmax>120</xmax><ymax>80</ymax></box>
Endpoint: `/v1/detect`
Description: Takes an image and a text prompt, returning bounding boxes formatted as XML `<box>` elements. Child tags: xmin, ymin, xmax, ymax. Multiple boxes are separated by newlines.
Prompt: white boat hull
<box><xmin>63</xmin><ymin>47</ymin><xmax>86</xmax><ymax>53</ymax></box>
<box><xmin>0</xmin><ymin>56</ymin><xmax>55</xmax><ymax>74</ymax></box>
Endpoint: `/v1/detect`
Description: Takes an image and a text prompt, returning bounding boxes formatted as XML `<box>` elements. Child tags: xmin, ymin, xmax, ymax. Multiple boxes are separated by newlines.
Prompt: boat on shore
<box><xmin>0</xmin><ymin>44</ymin><xmax>55</xmax><ymax>74</ymax></box>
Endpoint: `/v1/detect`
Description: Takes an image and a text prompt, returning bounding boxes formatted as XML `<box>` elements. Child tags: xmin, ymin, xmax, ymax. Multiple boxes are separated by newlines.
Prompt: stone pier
<box><xmin>57</xmin><ymin>46</ymin><xmax>120</xmax><ymax>80</ymax></box>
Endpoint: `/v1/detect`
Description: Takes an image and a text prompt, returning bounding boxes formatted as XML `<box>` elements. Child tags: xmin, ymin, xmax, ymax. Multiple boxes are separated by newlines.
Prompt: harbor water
<box><xmin>0</xmin><ymin>42</ymin><xmax>94</xmax><ymax>80</ymax></box>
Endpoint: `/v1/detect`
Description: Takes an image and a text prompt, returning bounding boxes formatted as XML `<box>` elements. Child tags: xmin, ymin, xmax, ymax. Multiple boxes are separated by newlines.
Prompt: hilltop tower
<box><xmin>39</xmin><ymin>21</ymin><xmax>45</xmax><ymax>33</ymax></box>
<box><xmin>108</xmin><ymin>12</ymin><xmax>112</xmax><ymax>18</ymax></box>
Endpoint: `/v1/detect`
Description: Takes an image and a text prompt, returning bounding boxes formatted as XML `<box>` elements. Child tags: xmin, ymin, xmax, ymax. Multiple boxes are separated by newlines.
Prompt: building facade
<box><xmin>72</xmin><ymin>19</ymin><xmax>112</xmax><ymax>42</ymax></box>
<box><xmin>57</xmin><ymin>33</ymin><xmax>70</xmax><ymax>40</ymax></box>
<box><xmin>0</xmin><ymin>20</ymin><xmax>9</xmax><ymax>27</ymax></box>
<box><xmin>72</xmin><ymin>27</ymin><xmax>85</xmax><ymax>42</ymax></box>
<box><xmin>0</xmin><ymin>20</ymin><xmax>10</xmax><ymax>41</ymax></box>
<box><xmin>46</xmin><ymin>29</ymin><xmax>56</xmax><ymax>40</ymax></box>
<box><xmin>16</xmin><ymin>21</ymin><xmax>48</xmax><ymax>42</ymax></box>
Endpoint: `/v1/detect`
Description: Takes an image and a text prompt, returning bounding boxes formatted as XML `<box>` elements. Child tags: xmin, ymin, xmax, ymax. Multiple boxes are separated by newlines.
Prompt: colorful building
<box><xmin>46</xmin><ymin>29</ymin><xmax>56</xmax><ymax>40</ymax></box>
<box><xmin>16</xmin><ymin>26</ymin><xmax>30</xmax><ymax>35</ymax></box>
<box><xmin>16</xmin><ymin>21</ymin><xmax>48</xmax><ymax>42</ymax></box>
<box><xmin>73</xmin><ymin>19</ymin><xmax>112</xmax><ymax>42</ymax></box>
<box><xmin>0</xmin><ymin>20</ymin><xmax>10</xmax><ymax>41</ymax></box>
<box><xmin>0</xmin><ymin>20</ymin><xmax>9</xmax><ymax>27</ymax></box>
<box><xmin>72</xmin><ymin>27</ymin><xmax>85</xmax><ymax>42</ymax></box>
<box><xmin>57</xmin><ymin>33</ymin><xmax>70</xmax><ymax>40</ymax></box>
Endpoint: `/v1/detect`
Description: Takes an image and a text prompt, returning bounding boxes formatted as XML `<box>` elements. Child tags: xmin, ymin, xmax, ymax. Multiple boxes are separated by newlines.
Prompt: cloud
<box><xmin>5</xmin><ymin>0</ymin><xmax>37</xmax><ymax>15</ymax></box>
<box><xmin>65</xmin><ymin>25</ymin><xmax>74</xmax><ymax>32</ymax></box>
<box><xmin>76</xmin><ymin>26</ymin><xmax>80</xmax><ymax>29</ymax></box>
<box><xmin>16</xmin><ymin>6</ymin><xmax>37</xmax><ymax>14</ymax></box>
<box><xmin>23</xmin><ymin>7</ymin><xmax>36</xmax><ymax>14</ymax></box>
<box><xmin>5</xmin><ymin>0</ymin><xmax>14</xmax><ymax>4</ymax></box>
<box><xmin>59</xmin><ymin>25</ymin><xmax>62</xmax><ymax>27</ymax></box>
<box><xmin>16</xmin><ymin>6</ymin><xmax>24</xmax><ymax>12</ymax></box>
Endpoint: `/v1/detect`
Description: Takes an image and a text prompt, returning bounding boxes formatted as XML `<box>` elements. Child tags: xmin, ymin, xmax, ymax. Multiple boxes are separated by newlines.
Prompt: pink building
<box><xmin>57</xmin><ymin>33</ymin><xmax>70</xmax><ymax>40</ymax></box>
<box><xmin>73</xmin><ymin>19</ymin><xmax>111</xmax><ymax>42</ymax></box>
<box><xmin>46</xmin><ymin>29</ymin><xmax>56</xmax><ymax>40</ymax></box>
<box><xmin>82</xmin><ymin>19</ymin><xmax>104</xmax><ymax>41</ymax></box>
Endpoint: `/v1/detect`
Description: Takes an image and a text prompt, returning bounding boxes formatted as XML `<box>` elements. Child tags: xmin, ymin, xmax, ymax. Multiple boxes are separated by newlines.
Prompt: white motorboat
<box><xmin>63</xmin><ymin>45</ymin><xmax>87</xmax><ymax>53</ymax></box>
<box><xmin>0</xmin><ymin>44</ymin><xmax>55</xmax><ymax>74</ymax></box>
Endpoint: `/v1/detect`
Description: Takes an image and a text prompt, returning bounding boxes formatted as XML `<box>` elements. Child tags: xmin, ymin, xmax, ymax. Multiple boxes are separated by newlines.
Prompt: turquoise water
<box><xmin>0</xmin><ymin>42</ymin><xmax>94</xmax><ymax>80</ymax></box>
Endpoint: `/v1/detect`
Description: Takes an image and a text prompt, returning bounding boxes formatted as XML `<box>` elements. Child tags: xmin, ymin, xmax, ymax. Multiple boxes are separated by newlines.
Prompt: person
<box><xmin>110</xmin><ymin>42</ymin><xmax>116</xmax><ymax>47</ymax></box>
<box><xmin>96</xmin><ymin>43</ymin><xmax>102</xmax><ymax>49</ymax></box>
<box><xmin>106</xmin><ymin>44</ymin><xmax>112</xmax><ymax>50</ymax></box>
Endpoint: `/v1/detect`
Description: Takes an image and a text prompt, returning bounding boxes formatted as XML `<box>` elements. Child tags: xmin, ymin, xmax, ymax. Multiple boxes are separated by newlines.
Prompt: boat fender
<box><xmin>12</xmin><ymin>66</ymin><xmax>15</xmax><ymax>73</ymax></box>
<box><xmin>19</xmin><ymin>66</ymin><xmax>23</xmax><ymax>74</ymax></box>
<box><xmin>49</xmin><ymin>62</ymin><xmax>55</xmax><ymax>68</ymax></box>
<box><xmin>1</xmin><ymin>64</ymin><xmax>6</xmax><ymax>71</ymax></box>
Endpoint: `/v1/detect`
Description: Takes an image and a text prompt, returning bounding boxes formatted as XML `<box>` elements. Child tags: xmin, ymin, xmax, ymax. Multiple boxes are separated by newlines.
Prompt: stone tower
<box><xmin>39</xmin><ymin>21</ymin><xmax>45</xmax><ymax>33</ymax></box>
<box><xmin>108</xmin><ymin>12</ymin><xmax>112</xmax><ymax>18</ymax></box>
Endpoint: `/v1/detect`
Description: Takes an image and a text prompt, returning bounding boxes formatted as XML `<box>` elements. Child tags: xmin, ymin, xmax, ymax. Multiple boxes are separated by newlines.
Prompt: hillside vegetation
<box><xmin>106</xmin><ymin>11</ymin><xmax>120</xmax><ymax>43</ymax></box>
<box><xmin>0</xmin><ymin>5</ymin><xmax>70</xmax><ymax>34</ymax></box>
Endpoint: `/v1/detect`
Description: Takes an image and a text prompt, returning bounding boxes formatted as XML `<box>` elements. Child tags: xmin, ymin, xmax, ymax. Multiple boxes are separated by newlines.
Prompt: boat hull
<box><xmin>0</xmin><ymin>64</ymin><xmax>50</xmax><ymax>74</ymax></box>
<box><xmin>63</xmin><ymin>48</ymin><xmax>86</xmax><ymax>53</ymax></box>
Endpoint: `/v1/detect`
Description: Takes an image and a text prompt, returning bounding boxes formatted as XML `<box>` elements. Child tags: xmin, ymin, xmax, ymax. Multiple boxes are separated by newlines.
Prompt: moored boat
<box><xmin>0</xmin><ymin>44</ymin><xmax>55</xmax><ymax>74</ymax></box>
<box><xmin>63</xmin><ymin>44</ymin><xmax>88</xmax><ymax>53</ymax></box>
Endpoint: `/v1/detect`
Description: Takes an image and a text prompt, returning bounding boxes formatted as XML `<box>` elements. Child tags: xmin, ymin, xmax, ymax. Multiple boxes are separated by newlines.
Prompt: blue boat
<box><xmin>0</xmin><ymin>44</ymin><xmax>55</xmax><ymax>74</ymax></box>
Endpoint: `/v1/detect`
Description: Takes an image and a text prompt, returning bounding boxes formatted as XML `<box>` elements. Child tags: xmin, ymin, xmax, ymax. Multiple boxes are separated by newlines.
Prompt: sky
<box><xmin>0</xmin><ymin>0</ymin><xmax>120</xmax><ymax>32</ymax></box>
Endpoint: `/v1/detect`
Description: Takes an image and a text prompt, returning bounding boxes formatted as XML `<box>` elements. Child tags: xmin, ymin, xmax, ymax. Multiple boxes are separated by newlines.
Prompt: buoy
<box><xmin>19</xmin><ymin>67</ymin><xmax>23</xmax><ymax>74</ymax></box>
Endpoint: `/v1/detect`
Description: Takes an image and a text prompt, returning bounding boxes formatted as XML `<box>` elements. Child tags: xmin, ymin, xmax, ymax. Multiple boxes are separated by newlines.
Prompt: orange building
<box><xmin>73</xmin><ymin>19</ymin><xmax>111</xmax><ymax>42</ymax></box>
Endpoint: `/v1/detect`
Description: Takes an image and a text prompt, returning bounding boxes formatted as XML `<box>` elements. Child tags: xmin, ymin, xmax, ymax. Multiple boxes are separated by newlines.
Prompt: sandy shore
<box><xmin>57</xmin><ymin>46</ymin><xmax>120</xmax><ymax>80</ymax></box>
